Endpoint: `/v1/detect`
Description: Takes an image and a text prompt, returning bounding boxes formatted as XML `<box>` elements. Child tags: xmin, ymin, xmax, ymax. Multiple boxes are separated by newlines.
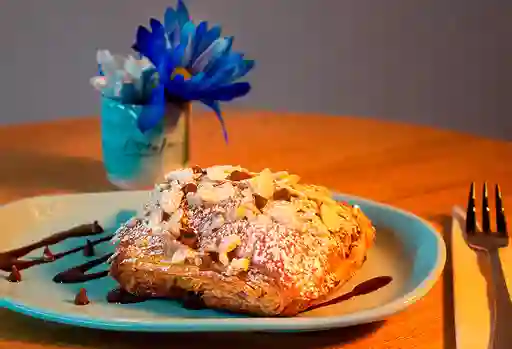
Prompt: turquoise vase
<box><xmin>100</xmin><ymin>97</ymin><xmax>190</xmax><ymax>189</ymax></box>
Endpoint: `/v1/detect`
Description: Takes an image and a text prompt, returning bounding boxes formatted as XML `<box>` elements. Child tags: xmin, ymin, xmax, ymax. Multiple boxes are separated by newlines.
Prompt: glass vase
<box><xmin>100</xmin><ymin>96</ymin><xmax>190</xmax><ymax>190</ymax></box>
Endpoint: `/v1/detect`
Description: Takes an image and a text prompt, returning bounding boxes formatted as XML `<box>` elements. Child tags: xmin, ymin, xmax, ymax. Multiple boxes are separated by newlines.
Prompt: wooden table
<box><xmin>0</xmin><ymin>110</ymin><xmax>511</xmax><ymax>349</ymax></box>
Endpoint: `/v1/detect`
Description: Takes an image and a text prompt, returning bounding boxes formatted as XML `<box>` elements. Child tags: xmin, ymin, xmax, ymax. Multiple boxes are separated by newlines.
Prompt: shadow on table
<box><xmin>428</xmin><ymin>214</ymin><xmax>457</xmax><ymax>349</ymax></box>
<box><xmin>0</xmin><ymin>149</ymin><xmax>117</xmax><ymax>197</ymax></box>
<box><xmin>0</xmin><ymin>309</ymin><xmax>384</xmax><ymax>349</ymax></box>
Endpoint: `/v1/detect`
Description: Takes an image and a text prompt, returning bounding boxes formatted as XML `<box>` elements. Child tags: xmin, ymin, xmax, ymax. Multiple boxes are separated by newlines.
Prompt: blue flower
<box><xmin>132</xmin><ymin>0</ymin><xmax>255</xmax><ymax>140</ymax></box>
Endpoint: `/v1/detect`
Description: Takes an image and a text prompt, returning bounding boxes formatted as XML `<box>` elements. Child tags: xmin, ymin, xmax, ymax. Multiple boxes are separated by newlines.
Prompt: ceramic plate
<box><xmin>0</xmin><ymin>191</ymin><xmax>445</xmax><ymax>332</ymax></box>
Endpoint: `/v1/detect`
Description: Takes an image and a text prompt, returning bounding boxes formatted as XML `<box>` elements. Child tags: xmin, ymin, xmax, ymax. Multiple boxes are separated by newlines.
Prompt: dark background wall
<box><xmin>1</xmin><ymin>0</ymin><xmax>510</xmax><ymax>139</ymax></box>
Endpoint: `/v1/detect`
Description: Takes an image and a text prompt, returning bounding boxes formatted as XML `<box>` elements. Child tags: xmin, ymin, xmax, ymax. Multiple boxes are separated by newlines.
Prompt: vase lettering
<box><xmin>100</xmin><ymin>97</ymin><xmax>189</xmax><ymax>190</ymax></box>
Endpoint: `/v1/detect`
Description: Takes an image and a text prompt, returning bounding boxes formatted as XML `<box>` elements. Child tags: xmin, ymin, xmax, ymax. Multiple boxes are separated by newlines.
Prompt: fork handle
<box><xmin>488</xmin><ymin>250</ymin><xmax>512</xmax><ymax>349</ymax></box>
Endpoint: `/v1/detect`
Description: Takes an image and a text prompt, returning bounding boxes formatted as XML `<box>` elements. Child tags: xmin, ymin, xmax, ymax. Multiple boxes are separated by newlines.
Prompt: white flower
<box><xmin>91</xmin><ymin>49</ymin><xmax>155</xmax><ymax>103</ymax></box>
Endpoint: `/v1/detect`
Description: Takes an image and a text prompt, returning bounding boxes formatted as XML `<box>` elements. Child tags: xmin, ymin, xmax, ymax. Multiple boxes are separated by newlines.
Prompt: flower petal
<box><xmin>133</xmin><ymin>26</ymin><xmax>166</xmax><ymax>66</ymax></box>
<box><xmin>204</xmin><ymin>51</ymin><xmax>242</xmax><ymax>77</ymax></box>
<box><xmin>96</xmin><ymin>50</ymin><xmax>117</xmax><ymax>76</ymax></box>
<box><xmin>137</xmin><ymin>85</ymin><xmax>165</xmax><ymax>132</ymax></box>
<box><xmin>90</xmin><ymin>76</ymin><xmax>107</xmax><ymax>90</ymax></box>
<box><xmin>164</xmin><ymin>71</ymin><xmax>190</xmax><ymax>98</ymax></box>
<box><xmin>124</xmin><ymin>55</ymin><xmax>143</xmax><ymax>79</ymax></box>
<box><xmin>203</xmin><ymin>36</ymin><xmax>234</xmax><ymax>72</ymax></box>
<box><xmin>164</xmin><ymin>7</ymin><xmax>177</xmax><ymax>35</ymax></box>
<box><xmin>150</xmin><ymin>18</ymin><xmax>165</xmax><ymax>38</ymax></box>
<box><xmin>192</xmin><ymin>25</ymin><xmax>221</xmax><ymax>64</ymax></box>
<box><xmin>192</xmin><ymin>21</ymin><xmax>208</xmax><ymax>57</ymax></box>
<box><xmin>225</xmin><ymin>36</ymin><xmax>234</xmax><ymax>54</ymax></box>
<box><xmin>171</xmin><ymin>25</ymin><xmax>181</xmax><ymax>48</ymax></box>
<box><xmin>201</xmin><ymin>64</ymin><xmax>238</xmax><ymax>89</ymax></box>
<box><xmin>191</xmin><ymin>37</ymin><xmax>231</xmax><ymax>74</ymax></box>
<box><xmin>189</xmin><ymin>71</ymin><xmax>206</xmax><ymax>84</ymax></box>
<box><xmin>133</xmin><ymin>26</ymin><xmax>151</xmax><ymax>52</ymax></box>
<box><xmin>128</xmin><ymin>3</ymin><xmax>254</xmax><ymax>135</ymax></box>
<box><xmin>157</xmin><ymin>47</ymin><xmax>182</xmax><ymax>86</ymax></box>
<box><xmin>201</xmin><ymin>82</ymin><xmax>251</xmax><ymax>101</ymax></box>
<box><xmin>180</xmin><ymin>21</ymin><xmax>196</xmax><ymax>67</ymax></box>
<box><xmin>202</xmin><ymin>54</ymin><xmax>253</xmax><ymax>88</ymax></box>
<box><xmin>231</xmin><ymin>59</ymin><xmax>255</xmax><ymax>81</ymax></box>
<box><xmin>141</xmin><ymin>67</ymin><xmax>159</xmax><ymax>102</ymax></box>
<box><xmin>200</xmin><ymin>99</ymin><xmax>228</xmax><ymax>142</ymax></box>
<box><xmin>180</xmin><ymin>21</ymin><xmax>195</xmax><ymax>43</ymax></box>
<box><xmin>176</xmin><ymin>0</ymin><xmax>190</xmax><ymax>27</ymax></box>
<box><xmin>170</xmin><ymin>43</ymin><xmax>186</xmax><ymax>67</ymax></box>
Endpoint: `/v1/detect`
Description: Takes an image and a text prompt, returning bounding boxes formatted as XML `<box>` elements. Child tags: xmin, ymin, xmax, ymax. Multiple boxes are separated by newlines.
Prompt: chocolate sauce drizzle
<box><xmin>107</xmin><ymin>288</ymin><xmax>150</xmax><ymax>304</ymax></box>
<box><xmin>53</xmin><ymin>253</ymin><xmax>113</xmax><ymax>283</ymax></box>
<box><xmin>308</xmin><ymin>276</ymin><xmax>393</xmax><ymax>311</ymax></box>
<box><xmin>0</xmin><ymin>222</ymin><xmax>106</xmax><ymax>272</ymax></box>
<box><xmin>1</xmin><ymin>221</ymin><xmax>392</xmax><ymax>312</ymax></box>
<box><xmin>105</xmin><ymin>288</ymin><xmax>207</xmax><ymax>309</ymax></box>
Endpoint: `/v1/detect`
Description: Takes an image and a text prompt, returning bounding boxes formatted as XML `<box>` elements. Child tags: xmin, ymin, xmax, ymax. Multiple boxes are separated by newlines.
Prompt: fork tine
<box><xmin>466</xmin><ymin>182</ymin><xmax>477</xmax><ymax>234</ymax></box>
<box><xmin>495</xmin><ymin>184</ymin><xmax>508</xmax><ymax>236</ymax></box>
<box><xmin>482</xmin><ymin>182</ymin><xmax>491</xmax><ymax>233</ymax></box>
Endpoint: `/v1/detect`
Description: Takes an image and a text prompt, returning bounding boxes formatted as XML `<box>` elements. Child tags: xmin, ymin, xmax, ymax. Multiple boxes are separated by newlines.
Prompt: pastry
<box><xmin>109</xmin><ymin>165</ymin><xmax>376</xmax><ymax>316</ymax></box>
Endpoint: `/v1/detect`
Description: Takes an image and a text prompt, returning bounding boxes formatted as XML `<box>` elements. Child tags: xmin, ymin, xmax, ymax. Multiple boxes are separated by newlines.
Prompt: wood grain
<box><xmin>0</xmin><ymin>110</ymin><xmax>510</xmax><ymax>349</ymax></box>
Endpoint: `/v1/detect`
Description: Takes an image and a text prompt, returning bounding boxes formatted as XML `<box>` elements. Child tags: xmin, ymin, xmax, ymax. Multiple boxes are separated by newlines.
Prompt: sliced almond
<box><xmin>236</xmin><ymin>206</ymin><xmax>247</xmax><ymax>219</ymax></box>
<box><xmin>197</xmin><ymin>183</ymin><xmax>218</xmax><ymax>202</ymax></box>
<box><xmin>210</xmin><ymin>214</ymin><xmax>225</xmax><ymax>230</ymax></box>
<box><xmin>320</xmin><ymin>204</ymin><xmax>344</xmax><ymax>232</ymax></box>
<box><xmin>272</xmin><ymin>171</ymin><xmax>289</xmax><ymax>179</ymax></box>
<box><xmin>226</xmin><ymin>257</ymin><xmax>250</xmax><ymax>275</ymax></box>
<box><xmin>171</xmin><ymin>247</ymin><xmax>195</xmax><ymax>264</ymax></box>
<box><xmin>218</xmin><ymin>235</ymin><xmax>241</xmax><ymax>255</ymax></box>
<box><xmin>148</xmin><ymin>208</ymin><xmax>163</xmax><ymax>228</ymax></box>
<box><xmin>215</xmin><ymin>182</ymin><xmax>236</xmax><ymax>202</ymax></box>
<box><xmin>251</xmin><ymin>214</ymin><xmax>273</xmax><ymax>226</ymax></box>
<box><xmin>249</xmin><ymin>168</ymin><xmax>274</xmax><ymax>199</ymax></box>
<box><xmin>165</xmin><ymin>208</ymin><xmax>184</xmax><ymax>237</ymax></box>
<box><xmin>197</xmin><ymin>182</ymin><xmax>235</xmax><ymax>203</ymax></box>
<box><xmin>160</xmin><ymin>189</ymin><xmax>184</xmax><ymax>214</ymax></box>
<box><xmin>277</xmin><ymin>173</ymin><xmax>300</xmax><ymax>186</ymax></box>
<box><xmin>219</xmin><ymin>253</ymin><xmax>230</xmax><ymax>266</ymax></box>
<box><xmin>231</xmin><ymin>257</ymin><xmax>250</xmax><ymax>270</ymax></box>
<box><xmin>267</xmin><ymin>201</ymin><xmax>298</xmax><ymax>228</ymax></box>
<box><xmin>301</xmin><ymin>188</ymin><xmax>337</xmax><ymax>206</ymax></box>
<box><xmin>206</xmin><ymin>165</ymin><xmax>242</xmax><ymax>181</ymax></box>
<box><xmin>186</xmin><ymin>192</ymin><xmax>202</xmax><ymax>207</ymax></box>
<box><xmin>165</xmin><ymin>168</ymin><xmax>195</xmax><ymax>184</ymax></box>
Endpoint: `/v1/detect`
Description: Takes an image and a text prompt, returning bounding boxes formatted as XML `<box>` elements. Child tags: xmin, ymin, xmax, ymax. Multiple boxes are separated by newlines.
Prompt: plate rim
<box><xmin>0</xmin><ymin>191</ymin><xmax>446</xmax><ymax>332</ymax></box>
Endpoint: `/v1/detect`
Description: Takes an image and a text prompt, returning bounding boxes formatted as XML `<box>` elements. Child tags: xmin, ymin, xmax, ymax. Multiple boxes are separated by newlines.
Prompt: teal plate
<box><xmin>0</xmin><ymin>191</ymin><xmax>445</xmax><ymax>332</ymax></box>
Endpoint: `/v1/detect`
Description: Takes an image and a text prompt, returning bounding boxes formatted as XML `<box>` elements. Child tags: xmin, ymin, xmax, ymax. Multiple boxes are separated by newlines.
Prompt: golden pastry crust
<box><xmin>109</xmin><ymin>165</ymin><xmax>376</xmax><ymax>316</ymax></box>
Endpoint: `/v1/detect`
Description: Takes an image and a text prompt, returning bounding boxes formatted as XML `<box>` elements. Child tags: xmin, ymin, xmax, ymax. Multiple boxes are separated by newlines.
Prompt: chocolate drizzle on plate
<box><xmin>106</xmin><ymin>288</ymin><xmax>149</xmax><ymax>304</ymax></box>
<box><xmin>0</xmin><ymin>221</ymin><xmax>106</xmax><ymax>272</ymax></box>
<box><xmin>2</xmin><ymin>221</ymin><xmax>391</xmax><ymax>311</ymax></box>
<box><xmin>74</xmin><ymin>288</ymin><xmax>90</xmax><ymax>305</ymax></box>
<box><xmin>0</xmin><ymin>221</ymin><xmax>112</xmax><ymax>289</ymax></box>
<box><xmin>83</xmin><ymin>239</ymin><xmax>96</xmax><ymax>257</ymax></box>
<box><xmin>182</xmin><ymin>291</ymin><xmax>206</xmax><ymax>309</ymax></box>
<box><xmin>308</xmin><ymin>276</ymin><xmax>393</xmax><ymax>311</ymax></box>
<box><xmin>53</xmin><ymin>253</ymin><xmax>113</xmax><ymax>284</ymax></box>
<box><xmin>7</xmin><ymin>265</ymin><xmax>21</xmax><ymax>282</ymax></box>
<box><xmin>105</xmin><ymin>288</ymin><xmax>206</xmax><ymax>310</ymax></box>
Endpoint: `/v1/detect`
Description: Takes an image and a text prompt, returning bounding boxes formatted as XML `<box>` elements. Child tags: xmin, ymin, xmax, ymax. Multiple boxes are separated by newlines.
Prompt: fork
<box><xmin>465</xmin><ymin>182</ymin><xmax>512</xmax><ymax>349</ymax></box>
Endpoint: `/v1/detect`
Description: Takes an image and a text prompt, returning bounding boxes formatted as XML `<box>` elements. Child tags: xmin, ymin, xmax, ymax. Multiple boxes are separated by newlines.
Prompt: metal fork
<box><xmin>465</xmin><ymin>182</ymin><xmax>512</xmax><ymax>349</ymax></box>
